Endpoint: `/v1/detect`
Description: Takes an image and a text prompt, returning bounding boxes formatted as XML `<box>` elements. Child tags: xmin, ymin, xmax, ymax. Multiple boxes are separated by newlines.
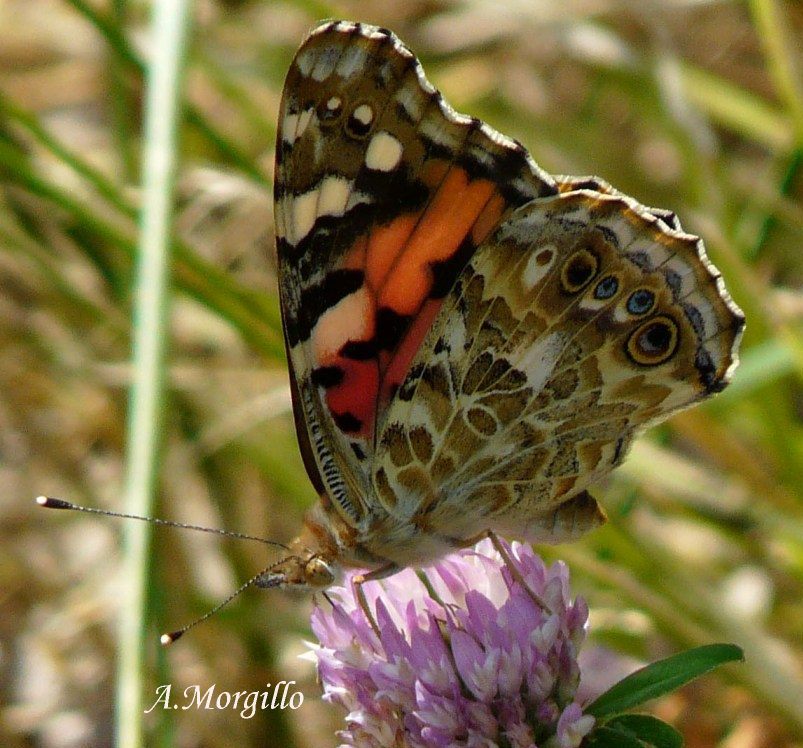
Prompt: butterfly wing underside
<box><xmin>274</xmin><ymin>21</ymin><xmax>558</xmax><ymax>532</ymax></box>
<box><xmin>275</xmin><ymin>21</ymin><xmax>744</xmax><ymax>565</ymax></box>
<box><xmin>372</xmin><ymin>188</ymin><xmax>744</xmax><ymax>548</ymax></box>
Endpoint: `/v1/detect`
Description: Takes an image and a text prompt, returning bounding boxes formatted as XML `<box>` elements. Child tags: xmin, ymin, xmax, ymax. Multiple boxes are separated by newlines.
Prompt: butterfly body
<box><xmin>267</xmin><ymin>21</ymin><xmax>744</xmax><ymax>590</ymax></box>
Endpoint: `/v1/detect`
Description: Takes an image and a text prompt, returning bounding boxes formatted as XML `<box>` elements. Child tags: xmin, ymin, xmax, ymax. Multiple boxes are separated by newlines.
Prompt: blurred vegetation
<box><xmin>1</xmin><ymin>1</ymin><xmax>801</xmax><ymax>747</ymax></box>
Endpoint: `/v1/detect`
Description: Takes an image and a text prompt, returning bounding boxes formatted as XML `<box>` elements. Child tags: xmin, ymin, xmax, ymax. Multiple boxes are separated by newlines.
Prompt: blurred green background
<box><xmin>1</xmin><ymin>1</ymin><xmax>802</xmax><ymax>746</ymax></box>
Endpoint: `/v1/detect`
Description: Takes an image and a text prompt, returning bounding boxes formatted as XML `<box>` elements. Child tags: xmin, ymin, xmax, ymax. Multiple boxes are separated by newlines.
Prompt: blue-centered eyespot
<box><xmin>593</xmin><ymin>275</ymin><xmax>619</xmax><ymax>300</ymax></box>
<box><xmin>626</xmin><ymin>288</ymin><xmax>655</xmax><ymax>315</ymax></box>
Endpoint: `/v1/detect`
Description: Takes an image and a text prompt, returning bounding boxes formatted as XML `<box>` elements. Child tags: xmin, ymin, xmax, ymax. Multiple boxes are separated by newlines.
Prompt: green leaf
<box><xmin>585</xmin><ymin>716</ymin><xmax>682</xmax><ymax>748</ymax></box>
<box><xmin>584</xmin><ymin>726</ymin><xmax>647</xmax><ymax>748</ymax></box>
<box><xmin>605</xmin><ymin>715</ymin><xmax>683</xmax><ymax>748</ymax></box>
<box><xmin>585</xmin><ymin>643</ymin><xmax>744</xmax><ymax>719</ymax></box>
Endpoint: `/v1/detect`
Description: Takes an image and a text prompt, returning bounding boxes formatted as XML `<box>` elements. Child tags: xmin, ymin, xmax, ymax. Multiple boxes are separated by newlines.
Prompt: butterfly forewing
<box><xmin>275</xmin><ymin>21</ymin><xmax>557</xmax><ymax>530</ymax></box>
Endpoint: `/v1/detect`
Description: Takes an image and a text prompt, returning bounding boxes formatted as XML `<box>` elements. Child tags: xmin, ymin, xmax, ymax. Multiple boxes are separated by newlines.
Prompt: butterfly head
<box><xmin>255</xmin><ymin>550</ymin><xmax>337</xmax><ymax>591</ymax></box>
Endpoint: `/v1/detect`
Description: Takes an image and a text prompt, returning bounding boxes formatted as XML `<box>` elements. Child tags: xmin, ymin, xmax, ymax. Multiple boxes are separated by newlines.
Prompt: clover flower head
<box><xmin>307</xmin><ymin>538</ymin><xmax>596</xmax><ymax>748</ymax></box>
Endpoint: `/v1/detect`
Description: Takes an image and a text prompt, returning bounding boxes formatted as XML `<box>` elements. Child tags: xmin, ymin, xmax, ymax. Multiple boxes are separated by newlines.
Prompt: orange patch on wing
<box><xmin>366</xmin><ymin>212</ymin><xmax>422</xmax><ymax>292</ymax></box>
<box><xmin>380</xmin><ymin>298</ymin><xmax>443</xmax><ymax>406</ymax></box>
<box><xmin>363</xmin><ymin>156</ymin><xmax>455</xmax><ymax>294</ymax></box>
<box><xmin>379</xmin><ymin>168</ymin><xmax>496</xmax><ymax>315</ymax></box>
<box><xmin>319</xmin><ymin>161</ymin><xmax>506</xmax><ymax>436</ymax></box>
<box><xmin>471</xmin><ymin>192</ymin><xmax>506</xmax><ymax>244</ymax></box>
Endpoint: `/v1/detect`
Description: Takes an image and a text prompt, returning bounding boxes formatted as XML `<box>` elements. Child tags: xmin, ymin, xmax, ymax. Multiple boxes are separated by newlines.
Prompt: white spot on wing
<box><xmin>522</xmin><ymin>244</ymin><xmax>556</xmax><ymax>290</ymax></box>
<box><xmin>579</xmin><ymin>298</ymin><xmax>609</xmax><ymax>314</ymax></box>
<box><xmin>664</xmin><ymin>256</ymin><xmax>694</xmax><ymax>296</ymax></box>
<box><xmin>419</xmin><ymin>117</ymin><xmax>461</xmax><ymax>149</ymax></box>
<box><xmin>290</xmin><ymin>189</ymin><xmax>319</xmax><ymax>245</ymax></box>
<box><xmin>278</xmin><ymin>177</ymin><xmax>372</xmax><ymax>246</ymax></box>
<box><xmin>318</xmin><ymin>175</ymin><xmax>351</xmax><ymax>218</ymax></box>
<box><xmin>366</xmin><ymin>131</ymin><xmax>404</xmax><ymax>171</ymax></box>
<box><xmin>311</xmin><ymin>46</ymin><xmax>340</xmax><ymax>82</ymax></box>
<box><xmin>281</xmin><ymin>113</ymin><xmax>299</xmax><ymax>144</ymax></box>
<box><xmin>282</xmin><ymin>108</ymin><xmax>314</xmax><ymax>145</ymax></box>
<box><xmin>336</xmin><ymin>45</ymin><xmax>369</xmax><ymax>78</ymax></box>
<box><xmin>395</xmin><ymin>85</ymin><xmax>424</xmax><ymax>121</ymax></box>
<box><xmin>364</xmin><ymin>28</ymin><xmax>388</xmax><ymax>41</ymax></box>
<box><xmin>312</xmin><ymin>286</ymin><xmax>372</xmax><ymax>361</ymax></box>
<box><xmin>467</xmin><ymin>142</ymin><xmax>494</xmax><ymax>166</ymax></box>
<box><xmin>298</xmin><ymin>109</ymin><xmax>314</xmax><ymax>135</ymax></box>
<box><xmin>346</xmin><ymin>190</ymin><xmax>373</xmax><ymax>211</ymax></box>
<box><xmin>516</xmin><ymin>332</ymin><xmax>565</xmax><ymax>395</ymax></box>
<box><xmin>295</xmin><ymin>50</ymin><xmax>315</xmax><ymax>77</ymax></box>
<box><xmin>353</xmin><ymin>104</ymin><xmax>374</xmax><ymax>126</ymax></box>
<box><xmin>624</xmin><ymin>235</ymin><xmax>671</xmax><ymax>269</ymax></box>
<box><xmin>332</xmin><ymin>21</ymin><xmax>356</xmax><ymax>34</ymax></box>
<box><xmin>511</xmin><ymin>176</ymin><xmax>541</xmax><ymax>200</ymax></box>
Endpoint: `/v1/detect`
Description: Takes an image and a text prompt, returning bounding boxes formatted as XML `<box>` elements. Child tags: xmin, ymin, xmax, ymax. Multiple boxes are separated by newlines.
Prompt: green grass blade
<box><xmin>680</xmin><ymin>63</ymin><xmax>793</xmax><ymax>151</ymax></box>
<box><xmin>64</xmin><ymin>0</ymin><xmax>266</xmax><ymax>186</ymax></box>
<box><xmin>750</xmin><ymin>0</ymin><xmax>803</xmax><ymax>143</ymax></box>
<box><xmin>0</xmin><ymin>126</ymin><xmax>284</xmax><ymax>357</ymax></box>
<box><xmin>114</xmin><ymin>1</ymin><xmax>192</xmax><ymax>746</ymax></box>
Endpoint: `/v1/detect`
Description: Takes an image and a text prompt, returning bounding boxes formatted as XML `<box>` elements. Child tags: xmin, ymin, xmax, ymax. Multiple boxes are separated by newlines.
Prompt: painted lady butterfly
<box><xmin>267</xmin><ymin>21</ymin><xmax>745</xmax><ymax>590</ymax></box>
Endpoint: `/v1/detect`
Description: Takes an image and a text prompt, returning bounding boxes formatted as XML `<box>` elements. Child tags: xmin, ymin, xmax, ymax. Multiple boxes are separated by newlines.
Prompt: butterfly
<box><xmin>266</xmin><ymin>20</ymin><xmax>745</xmax><ymax>590</ymax></box>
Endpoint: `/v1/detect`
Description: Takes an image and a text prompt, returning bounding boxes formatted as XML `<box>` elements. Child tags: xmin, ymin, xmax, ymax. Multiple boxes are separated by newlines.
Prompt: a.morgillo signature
<box><xmin>144</xmin><ymin>681</ymin><xmax>303</xmax><ymax>719</ymax></box>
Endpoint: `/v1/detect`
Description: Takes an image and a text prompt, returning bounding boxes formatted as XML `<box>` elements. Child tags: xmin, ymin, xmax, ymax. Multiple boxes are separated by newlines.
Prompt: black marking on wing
<box><xmin>311</xmin><ymin>366</ymin><xmax>345</xmax><ymax>388</ymax></box>
<box><xmin>430</xmin><ymin>236</ymin><xmax>478</xmax><ymax>299</ymax></box>
<box><xmin>375</xmin><ymin>307</ymin><xmax>412</xmax><ymax>351</ymax></box>
<box><xmin>340</xmin><ymin>339</ymin><xmax>377</xmax><ymax>360</ymax></box>
<box><xmin>596</xmin><ymin>224</ymin><xmax>620</xmax><ymax>247</ymax></box>
<box><xmin>333</xmin><ymin>411</ymin><xmax>363</xmax><ymax>433</ymax></box>
<box><xmin>694</xmin><ymin>347</ymin><xmax>720</xmax><ymax>393</ymax></box>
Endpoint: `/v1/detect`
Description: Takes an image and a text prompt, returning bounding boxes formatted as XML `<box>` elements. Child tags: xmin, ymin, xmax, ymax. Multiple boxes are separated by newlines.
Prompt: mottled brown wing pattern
<box><xmin>274</xmin><ymin>21</ymin><xmax>556</xmax><ymax>532</ymax></box>
<box><xmin>371</xmin><ymin>189</ymin><xmax>744</xmax><ymax>558</ymax></box>
<box><xmin>263</xmin><ymin>20</ymin><xmax>745</xmax><ymax>590</ymax></box>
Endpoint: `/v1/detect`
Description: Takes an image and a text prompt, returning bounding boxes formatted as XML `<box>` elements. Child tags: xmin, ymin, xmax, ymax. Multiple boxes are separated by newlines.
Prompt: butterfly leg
<box><xmin>487</xmin><ymin>531</ymin><xmax>552</xmax><ymax>612</ymax></box>
<box><xmin>431</xmin><ymin>530</ymin><xmax>553</xmax><ymax>612</ymax></box>
<box><xmin>355</xmin><ymin>563</ymin><xmax>402</xmax><ymax>583</ymax></box>
<box><xmin>351</xmin><ymin>563</ymin><xmax>400</xmax><ymax>637</ymax></box>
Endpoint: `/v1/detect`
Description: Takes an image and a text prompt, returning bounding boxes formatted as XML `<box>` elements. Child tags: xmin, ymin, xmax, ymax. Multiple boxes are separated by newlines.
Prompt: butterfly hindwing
<box><xmin>372</xmin><ymin>189</ymin><xmax>744</xmax><ymax>548</ymax></box>
<box><xmin>275</xmin><ymin>21</ymin><xmax>557</xmax><ymax>529</ymax></box>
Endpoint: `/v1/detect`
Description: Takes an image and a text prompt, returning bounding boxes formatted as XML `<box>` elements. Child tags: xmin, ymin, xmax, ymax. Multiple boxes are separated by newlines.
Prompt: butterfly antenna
<box><xmin>35</xmin><ymin>496</ymin><xmax>290</xmax><ymax>552</ymax></box>
<box><xmin>161</xmin><ymin>560</ymin><xmax>288</xmax><ymax>645</ymax></box>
